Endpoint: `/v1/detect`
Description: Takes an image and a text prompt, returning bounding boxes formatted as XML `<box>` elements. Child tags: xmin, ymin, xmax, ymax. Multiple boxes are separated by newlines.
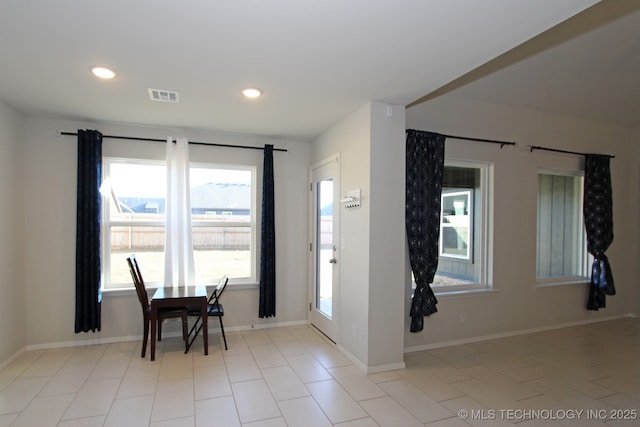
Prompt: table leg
<box><xmin>202</xmin><ymin>297</ymin><xmax>208</xmax><ymax>356</ymax></box>
<box><xmin>150</xmin><ymin>303</ymin><xmax>157</xmax><ymax>361</ymax></box>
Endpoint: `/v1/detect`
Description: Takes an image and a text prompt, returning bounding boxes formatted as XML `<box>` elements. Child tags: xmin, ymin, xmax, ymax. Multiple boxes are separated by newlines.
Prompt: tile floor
<box><xmin>0</xmin><ymin>318</ymin><xmax>638</xmax><ymax>426</ymax></box>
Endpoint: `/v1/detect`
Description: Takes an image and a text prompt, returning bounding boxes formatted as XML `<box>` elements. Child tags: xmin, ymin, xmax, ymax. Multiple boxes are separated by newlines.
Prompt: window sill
<box><xmin>102</xmin><ymin>287</ymin><xmax>137</xmax><ymax>297</ymax></box>
<box><xmin>102</xmin><ymin>281</ymin><xmax>259</xmax><ymax>296</ymax></box>
<box><xmin>534</xmin><ymin>279</ymin><xmax>589</xmax><ymax>288</ymax></box>
<box><xmin>434</xmin><ymin>287</ymin><xmax>499</xmax><ymax>298</ymax></box>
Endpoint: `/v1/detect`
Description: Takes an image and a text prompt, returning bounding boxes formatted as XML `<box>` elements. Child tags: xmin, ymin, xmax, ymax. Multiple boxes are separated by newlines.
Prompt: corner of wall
<box><xmin>0</xmin><ymin>100</ymin><xmax>27</xmax><ymax>363</ymax></box>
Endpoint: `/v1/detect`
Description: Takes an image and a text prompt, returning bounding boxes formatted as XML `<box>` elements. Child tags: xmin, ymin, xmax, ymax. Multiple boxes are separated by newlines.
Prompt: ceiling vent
<box><xmin>148</xmin><ymin>88</ymin><xmax>179</xmax><ymax>103</ymax></box>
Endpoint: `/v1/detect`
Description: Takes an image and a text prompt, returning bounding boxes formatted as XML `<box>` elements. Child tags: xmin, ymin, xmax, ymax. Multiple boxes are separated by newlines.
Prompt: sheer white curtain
<box><xmin>164</xmin><ymin>137</ymin><xmax>195</xmax><ymax>286</ymax></box>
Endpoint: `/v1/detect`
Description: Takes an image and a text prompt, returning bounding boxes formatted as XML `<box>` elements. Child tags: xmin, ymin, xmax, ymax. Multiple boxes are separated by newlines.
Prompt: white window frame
<box><xmin>440</xmin><ymin>189</ymin><xmax>473</xmax><ymax>260</ymax></box>
<box><xmin>101</xmin><ymin>158</ymin><xmax>166</xmax><ymax>290</ymax></box>
<box><xmin>432</xmin><ymin>159</ymin><xmax>493</xmax><ymax>294</ymax></box>
<box><xmin>101</xmin><ymin>157</ymin><xmax>257</xmax><ymax>290</ymax></box>
<box><xmin>536</xmin><ymin>168</ymin><xmax>590</xmax><ymax>286</ymax></box>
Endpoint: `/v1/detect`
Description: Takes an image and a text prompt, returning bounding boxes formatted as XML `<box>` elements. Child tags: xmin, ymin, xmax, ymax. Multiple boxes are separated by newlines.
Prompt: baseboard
<box><xmin>335</xmin><ymin>344</ymin><xmax>369</xmax><ymax>373</ymax></box>
<box><xmin>224</xmin><ymin>319</ymin><xmax>310</xmax><ymax>332</ymax></box>
<box><xmin>335</xmin><ymin>343</ymin><xmax>407</xmax><ymax>374</ymax></box>
<box><xmin>26</xmin><ymin>335</ymin><xmax>141</xmax><ymax>351</ymax></box>
<box><xmin>20</xmin><ymin>320</ymin><xmax>310</xmax><ymax>353</ymax></box>
<box><xmin>403</xmin><ymin>313</ymin><xmax>636</xmax><ymax>354</ymax></box>
<box><xmin>6</xmin><ymin>315</ymin><xmax>635</xmax><ymax>369</ymax></box>
<box><xmin>366</xmin><ymin>361</ymin><xmax>407</xmax><ymax>374</ymax></box>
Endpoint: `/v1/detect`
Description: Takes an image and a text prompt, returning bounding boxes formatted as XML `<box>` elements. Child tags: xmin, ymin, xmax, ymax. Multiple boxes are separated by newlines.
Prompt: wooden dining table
<box><xmin>149</xmin><ymin>286</ymin><xmax>209</xmax><ymax>361</ymax></box>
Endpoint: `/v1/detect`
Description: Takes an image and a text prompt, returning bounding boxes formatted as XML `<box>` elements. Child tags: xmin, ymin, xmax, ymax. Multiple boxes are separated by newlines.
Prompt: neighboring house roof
<box><xmin>119</xmin><ymin>183</ymin><xmax>250</xmax><ymax>214</ymax></box>
<box><xmin>190</xmin><ymin>183</ymin><xmax>251</xmax><ymax>211</ymax></box>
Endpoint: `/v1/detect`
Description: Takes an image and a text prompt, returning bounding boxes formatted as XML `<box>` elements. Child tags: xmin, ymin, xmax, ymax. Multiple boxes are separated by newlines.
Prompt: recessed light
<box><xmin>242</xmin><ymin>87</ymin><xmax>262</xmax><ymax>98</ymax></box>
<box><xmin>91</xmin><ymin>66</ymin><xmax>117</xmax><ymax>79</ymax></box>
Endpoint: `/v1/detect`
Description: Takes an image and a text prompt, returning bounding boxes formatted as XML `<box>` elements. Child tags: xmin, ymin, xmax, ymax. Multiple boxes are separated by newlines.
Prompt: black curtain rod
<box><xmin>528</xmin><ymin>145</ymin><xmax>615</xmax><ymax>159</ymax></box>
<box><xmin>407</xmin><ymin>130</ymin><xmax>516</xmax><ymax>148</ymax></box>
<box><xmin>58</xmin><ymin>131</ymin><xmax>288</xmax><ymax>152</ymax></box>
<box><xmin>441</xmin><ymin>133</ymin><xmax>516</xmax><ymax>148</ymax></box>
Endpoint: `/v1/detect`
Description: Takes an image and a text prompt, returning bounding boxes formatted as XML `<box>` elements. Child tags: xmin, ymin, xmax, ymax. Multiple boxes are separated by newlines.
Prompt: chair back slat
<box><xmin>127</xmin><ymin>255</ymin><xmax>149</xmax><ymax>308</ymax></box>
<box><xmin>210</xmin><ymin>275</ymin><xmax>228</xmax><ymax>305</ymax></box>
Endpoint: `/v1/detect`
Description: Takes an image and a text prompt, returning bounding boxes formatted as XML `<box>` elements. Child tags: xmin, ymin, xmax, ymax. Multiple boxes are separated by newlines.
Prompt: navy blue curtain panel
<box><xmin>584</xmin><ymin>154</ymin><xmax>615</xmax><ymax>310</ymax></box>
<box><xmin>259</xmin><ymin>144</ymin><xmax>276</xmax><ymax>318</ymax></box>
<box><xmin>406</xmin><ymin>130</ymin><xmax>446</xmax><ymax>332</ymax></box>
<box><xmin>75</xmin><ymin>129</ymin><xmax>103</xmax><ymax>332</ymax></box>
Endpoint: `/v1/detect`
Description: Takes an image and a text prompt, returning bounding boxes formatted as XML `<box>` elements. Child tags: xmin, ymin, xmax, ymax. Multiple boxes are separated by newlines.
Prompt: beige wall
<box><xmin>634</xmin><ymin>127</ymin><xmax>640</xmax><ymax>317</ymax></box>
<box><xmin>405</xmin><ymin>95</ymin><xmax>638</xmax><ymax>350</ymax></box>
<box><xmin>3</xmin><ymin>95</ymin><xmax>637</xmax><ymax>368</ymax></box>
<box><xmin>21</xmin><ymin>117</ymin><xmax>310</xmax><ymax>349</ymax></box>
<box><xmin>367</xmin><ymin>102</ymin><xmax>406</xmax><ymax>370</ymax></box>
<box><xmin>312</xmin><ymin>102</ymin><xmax>406</xmax><ymax>372</ymax></box>
<box><xmin>313</xmin><ymin>103</ymin><xmax>373</xmax><ymax>366</ymax></box>
<box><xmin>0</xmin><ymin>100</ymin><xmax>26</xmax><ymax>364</ymax></box>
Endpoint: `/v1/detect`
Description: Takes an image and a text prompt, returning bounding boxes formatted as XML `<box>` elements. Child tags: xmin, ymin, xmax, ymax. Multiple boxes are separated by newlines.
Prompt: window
<box><xmin>190</xmin><ymin>165</ymin><xmax>255</xmax><ymax>285</ymax></box>
<box><xmin>440</xmin><ymin>190</ymin><xmax>472</xmax><ymax>260</ymax></box>
<box><xmin>102</xmin><ymin>158</ymin><xmax>255</xmax><ymax>289</ymax></box>
<box><xmin>537</xmin><ymin>171</ymin><xmax>589</xmax><ymax>282</ymax></box>
<box><xmin>432</xmin><ymin>161</ymin><xmax>491</xmax><ymax>291</ymax></box>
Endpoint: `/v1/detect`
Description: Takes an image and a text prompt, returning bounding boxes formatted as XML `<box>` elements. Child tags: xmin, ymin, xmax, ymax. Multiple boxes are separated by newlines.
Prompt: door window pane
<box><xmin>316</xmin><ymin>179</ymin><xmax>333</xmax><ymax>317</ymax></box>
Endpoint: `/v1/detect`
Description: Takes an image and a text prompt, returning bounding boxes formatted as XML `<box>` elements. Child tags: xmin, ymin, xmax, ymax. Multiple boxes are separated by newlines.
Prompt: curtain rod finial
<box><xmin>56</xmin><ymin>130</ymin><xmax>62</xmax><ymax>137</ymax></box>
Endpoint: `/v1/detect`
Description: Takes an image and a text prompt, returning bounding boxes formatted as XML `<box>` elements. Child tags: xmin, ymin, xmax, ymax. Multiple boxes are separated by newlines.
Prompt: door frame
<box><xmin>308</xmin><ymin>153</ymin><xmax>340</xmax><ymax>343</ymax></box>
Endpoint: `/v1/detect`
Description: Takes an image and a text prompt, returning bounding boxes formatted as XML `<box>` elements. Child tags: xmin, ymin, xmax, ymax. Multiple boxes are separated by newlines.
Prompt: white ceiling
<box><xmin>417</xmin><ymin>0</ymin><xmax>640</xmax><ymax>130</ymax></box>
<box><xmin>1</xmin><ymin>0</ymin><xmax>616</xmax><ymax>141</ymax></box>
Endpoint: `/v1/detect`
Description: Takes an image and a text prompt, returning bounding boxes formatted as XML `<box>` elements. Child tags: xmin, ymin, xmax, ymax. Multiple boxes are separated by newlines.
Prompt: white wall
<box><xmin>313</xmin><ymin>103</ymin><xmax>372</xmax><ymax>365</ymax></box>
<box><xmin>7</xmin><ymin>96</ymin><xmax>636</xmax><ymax>366</ymax></box>
<box><xmin>0</xmin><ymin>100</ymin><xmax>26</xmax><ymax>363</ymax></box>
<box><xmin>367</xmin><ymin>102</ymin><xmax>406</xmax><ymax>370</ymax></box>
<box><xmin>405</xmin><ymin>95</ymin><xmax>638</xmax><ymax>349</ymax></box>
<box><xmin>312</xmin><ymin>102</ymin><xmax>406</xmax><ymax>372</ymax></box>
<box><xmin>23</xmin><ymin>117</ymin><xmax>310</xmax><ymax>348</ymax></box>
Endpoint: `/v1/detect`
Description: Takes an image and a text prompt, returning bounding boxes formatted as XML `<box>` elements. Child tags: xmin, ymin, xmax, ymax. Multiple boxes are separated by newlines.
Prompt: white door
<box><xmin>310</xmin><ymin>155</ymin><xmax>340</xmax><ymax>342</ymax></box>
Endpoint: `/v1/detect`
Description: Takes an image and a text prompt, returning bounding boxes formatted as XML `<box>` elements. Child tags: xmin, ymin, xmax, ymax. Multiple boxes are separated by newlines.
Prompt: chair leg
<box><xmin>186</xmin><ymin>315</ymin><xmax>202</xmax><ymax>354</ymax></box>
<box><xmin>142</xmin><ymin>320</ymin><xmax>149</xmax><ymax>358</ymax></box>
<box><xmin>219</xmin><ymin>316</ymin><xmax>228</xmax><ymax>350</ymax></box>
<box><xmin>181</xmin><ymin>314</ymin><xmax>188</xmax><ymax>352</ymax></box>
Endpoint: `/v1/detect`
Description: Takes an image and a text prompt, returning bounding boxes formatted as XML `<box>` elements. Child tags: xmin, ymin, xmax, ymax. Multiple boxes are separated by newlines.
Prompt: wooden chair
<box><xmin>126</xmin><ymin>255</ymin><xmax>189</xmax><ymax>358</ymax></box>
<box><xmin>187</xmin><ymin>275</ymin><xmax>229</xmax><ymax>351</ymax></box>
